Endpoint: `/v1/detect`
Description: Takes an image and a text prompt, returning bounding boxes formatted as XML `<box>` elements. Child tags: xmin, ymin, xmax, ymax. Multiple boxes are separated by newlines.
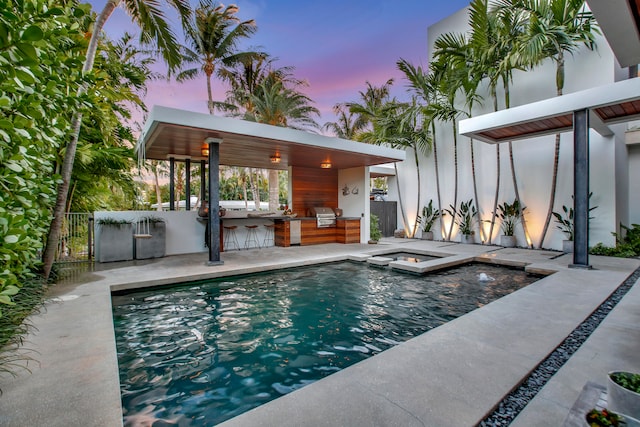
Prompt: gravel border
<box><xmin>478</xmin><ymin>266</ymin><xmax>640</xmax><ymax>427</ymax></box>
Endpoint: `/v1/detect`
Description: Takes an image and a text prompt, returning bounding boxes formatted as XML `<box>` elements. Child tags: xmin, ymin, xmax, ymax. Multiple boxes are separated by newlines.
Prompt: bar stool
<box><xmin>223</xmin><ymin>225</ymin><xmax>240</xmax><ymax>251</ymax></box>
<box><xmin>244</xmin><ymin>225</ymin><xmax>261</xmax><ymax>249</ymax></box>
<box><xmin>263</xmin><ymin>223</ymin><xmax>275</xmax><ymax>247</ymax></box>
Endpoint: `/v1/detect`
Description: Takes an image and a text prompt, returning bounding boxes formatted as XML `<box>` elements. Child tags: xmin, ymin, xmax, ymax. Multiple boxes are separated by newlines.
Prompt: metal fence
<box><xmin>55</xmin><ymin>213</ymin><xmax>93</xmax><ymax>263</ymax></box>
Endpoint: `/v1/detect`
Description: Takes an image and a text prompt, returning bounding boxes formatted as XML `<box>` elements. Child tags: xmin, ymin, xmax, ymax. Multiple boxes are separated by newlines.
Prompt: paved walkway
<box><xmin>0</xmin><ymin>239</ymin><xmax>638</xmax><ymax>426</ymax></box>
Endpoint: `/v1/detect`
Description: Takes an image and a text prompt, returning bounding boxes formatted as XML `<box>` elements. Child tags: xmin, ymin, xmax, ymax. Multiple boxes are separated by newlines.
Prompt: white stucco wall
<box><xmin>95</xmin><ymin>211</ymin><xmax>206</xmax><ymax>259</ymax></box>
<box><xmin>338</xmin><ymin>167</ymin><xmax>368</xmax><ymax>242</ymax></box>
<box><xmin>392</xmin><ymin>6</ymin><xmax>629</xmax><ymax>249</ymax></box>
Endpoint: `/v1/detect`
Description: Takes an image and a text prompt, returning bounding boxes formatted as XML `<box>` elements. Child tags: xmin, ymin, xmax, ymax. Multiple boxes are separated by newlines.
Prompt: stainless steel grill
<box><xmin>310</xmin><ymin>207</ymin><xmax>336</xmax><ymax>228</ymax></box>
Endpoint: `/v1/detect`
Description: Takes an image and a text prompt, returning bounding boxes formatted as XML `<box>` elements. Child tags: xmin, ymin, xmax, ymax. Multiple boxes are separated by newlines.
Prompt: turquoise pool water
<box><xmin>112</xmin><ymin>261</ymin><xmax>540</xmax><ymax>426</ymax></box>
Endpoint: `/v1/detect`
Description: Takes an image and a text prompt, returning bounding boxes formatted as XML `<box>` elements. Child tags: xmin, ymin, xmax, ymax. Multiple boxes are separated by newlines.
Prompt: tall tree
<box><xmin>42</xmin><ymin>0</ymin><xmax>192</xmax><ymax>280</ymax></box>
<box><xmin>322</xmin><ymin>104</ymin><xmax>368</xmax><ymax>140</ymax></box>
<box><xmin>177</xmin><ymin>0</ymin><xmax>258</xmax><ymax>115</ymax></box>
<box><xmin>496</xmin><ymin>0</ymin><xmax>598</xmax><ymax>247</ymax></box>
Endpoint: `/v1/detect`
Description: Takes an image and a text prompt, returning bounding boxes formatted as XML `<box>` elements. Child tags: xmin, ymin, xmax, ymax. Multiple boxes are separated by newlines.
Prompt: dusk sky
<box><xmin>88</xmin><ymin>0</ymin><xmax>471</xmax><ymax>132</ymax></box>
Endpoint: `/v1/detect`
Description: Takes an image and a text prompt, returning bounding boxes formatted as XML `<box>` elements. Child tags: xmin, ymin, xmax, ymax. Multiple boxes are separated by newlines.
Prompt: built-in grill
<box><xmin>310</xmin><ymin>207</ymin><xmax>337</xmax><ymax>228</ymax></box>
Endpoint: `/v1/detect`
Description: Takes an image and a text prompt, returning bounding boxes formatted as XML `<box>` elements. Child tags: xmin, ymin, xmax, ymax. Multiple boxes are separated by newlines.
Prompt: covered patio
<box><xmin>134</xmin><ymin>106</ymin><xmax>405</xmax><ymax>264</ymax></box>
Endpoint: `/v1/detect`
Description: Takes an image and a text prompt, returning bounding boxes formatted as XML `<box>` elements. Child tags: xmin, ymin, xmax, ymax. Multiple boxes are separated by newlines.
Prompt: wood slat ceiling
<box><xmin>477</xmin><ymin>113</ymin><xmax>574</xmax><ymax>142</ymax></box>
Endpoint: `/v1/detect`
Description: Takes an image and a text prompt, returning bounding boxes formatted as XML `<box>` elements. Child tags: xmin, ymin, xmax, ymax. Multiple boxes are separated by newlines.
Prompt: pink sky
<box><xmin>89</xmin><ymin>0</ymin><xmax>471</xmax><ymax>133</ymax></box>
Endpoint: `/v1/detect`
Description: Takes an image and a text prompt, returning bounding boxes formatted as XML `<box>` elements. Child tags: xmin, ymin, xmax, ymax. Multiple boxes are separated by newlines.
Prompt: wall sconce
<box><xmin>201</xmin><ymin>143</ymin><xmax>209</xmax><ymax>157</ymax></box>
<box><xmin>270</xmin><ymin>154</ymin><xmax>281</xmax><ymax>164</ymax></box>
<box><xmin>320</xmin><ymin>162</ymin><xmax>332</xmax><ymax>169</ymax></box>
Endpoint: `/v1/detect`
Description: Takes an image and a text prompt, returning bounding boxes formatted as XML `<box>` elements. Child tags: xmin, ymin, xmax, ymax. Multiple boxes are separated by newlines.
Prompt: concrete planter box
<box><xmin>608</xmin><ymin>372</ymin><xmax>640</xmax><ymax>421</ymax></box>
<box><xmin>460</xmin><ymin>234</ymin><xmax>474</xmax><ymax>244</ymax></box>
<box><xmin>97</xmin><ymin>223</ymin><xmax>133</xmax><ymax>263</ymax></box>
<box><xmin>134</xmin><ymin>222</ymin><xmax>166</xmax><ymax>260</ymax></box>
<box><xmin>421</xmin><ymin>231</ymin><xmax>434</xmax><ymax>240</ymax></box>
<box><xmin>500</xmin><ymin>235</ymin><xmax>516</xmax><ymax>247</ymax></box>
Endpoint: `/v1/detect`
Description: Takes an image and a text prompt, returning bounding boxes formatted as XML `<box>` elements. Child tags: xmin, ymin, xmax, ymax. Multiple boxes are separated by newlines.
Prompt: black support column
<box><xmin>571</xmin><ymin>108</ymin><xmax>591</xmax><ymax>269</ymax></box>
<box><xmin>169</xmin><ymin>157</ymin><xmax>175</xmax><ymax>211</ymax></box>
<box><xmin>185</xmin><ymin>158</ymin><xmax>191</xmax><ymax>211</ymax></box>
<box><xmin>206</xmin><ymin>138</ymin><xmax>223</xmax><ymax>266</ymax></box>
<box><xmin>200</xmin><ymin>160</ymin><xmax>206</xmax><ymax>204</ymax></box>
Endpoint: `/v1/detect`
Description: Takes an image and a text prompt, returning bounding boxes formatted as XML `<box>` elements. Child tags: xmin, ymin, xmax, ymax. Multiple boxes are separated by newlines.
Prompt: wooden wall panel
<box><xmin>337</xmin><ymin>219</ymin><xmax>361</xmax><ymax>244</ymax></box>
<box><xmin>291</xmin><ymin>167</ymin><xmax>338</xmax><ymax>216</ymax></box>
<box><xmin>300</xmin><ymin>220</ymin><xmax>336</xmax><ymax>245</ymax></box>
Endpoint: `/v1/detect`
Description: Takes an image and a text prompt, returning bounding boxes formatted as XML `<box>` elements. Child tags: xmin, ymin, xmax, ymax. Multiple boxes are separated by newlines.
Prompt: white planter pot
<box><xmin>500</xmin><ymin>235</ymin><xmax>516</xmax><ymax>248</ymax></box>
<box><xmin>563</xmin><ymin>240</ymin><xmax>574</xmax><ymax>253</ymax></box>
<box><xmin>421</xmin><ymin>231</ymin><xmax>434</xmax><ymax>240</ymax></box>
<box><xmin>608</xmin><ymin>372</ymin><xmax>640</xmax><ymax>420</ymax></box>
<box><xmin>460</xmin><ymin>234</ymin><xmax>474</xmax><ymax>244</ymax></box>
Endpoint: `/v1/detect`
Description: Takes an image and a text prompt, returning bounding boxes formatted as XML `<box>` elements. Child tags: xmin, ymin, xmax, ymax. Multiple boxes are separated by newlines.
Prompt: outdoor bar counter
<box><xmin>212</xmin><ymin>213</ymin><xmax>361</xmax><ymax>250</ymax></box>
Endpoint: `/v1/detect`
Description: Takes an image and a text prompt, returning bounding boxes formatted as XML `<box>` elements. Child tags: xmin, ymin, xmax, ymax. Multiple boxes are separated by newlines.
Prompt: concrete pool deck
<box><xmin>0</xmin><ymin>239</ymin><xmax>638</xmax><ymax>426</ymax></box>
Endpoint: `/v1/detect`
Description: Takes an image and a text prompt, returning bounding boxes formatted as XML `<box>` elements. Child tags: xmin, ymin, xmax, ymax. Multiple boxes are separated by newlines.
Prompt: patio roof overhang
<box><xmin>136</xmin><ymin>106</ymin><xmax>406</xmax><ymax>170</ymax></box>
<box><xmin>458</xmin><ymin>77</ymin><xmax>640</xmax><ymax>144</ymax></box>
<box><xmin>587</xmin><ymin>0</ymin><xmax>640</xmax><ymax>68</ymax></box>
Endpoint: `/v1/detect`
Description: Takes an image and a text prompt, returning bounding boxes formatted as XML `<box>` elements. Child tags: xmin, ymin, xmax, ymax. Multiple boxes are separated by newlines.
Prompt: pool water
<box><xmin>112</xmin><ymin>262</ymin><xmax>540</xmax><ymax>426</ymax></box>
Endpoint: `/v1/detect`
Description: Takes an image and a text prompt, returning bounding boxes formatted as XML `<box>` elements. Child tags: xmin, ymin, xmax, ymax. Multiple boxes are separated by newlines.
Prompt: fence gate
<box><xmin>370</xmin><ymin>201</ymin><xmax>397</xmax><ymax>237</ymax></box>
<box><xmin>55</xmin><ymin>213</ymin><xmax>93</xmax><ymax>263</ymax></box>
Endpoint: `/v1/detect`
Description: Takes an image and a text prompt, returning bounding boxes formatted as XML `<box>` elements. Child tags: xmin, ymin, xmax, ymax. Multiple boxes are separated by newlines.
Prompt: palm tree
<box><xmin>322</xmin><ymin>103</ymin><xmax>368</xmax><ymax>139</ymax></box>
<box><xmin>496</xmin><ymin>0</ymin><xmax>598</xmax><ymax>247</ymax></box>
<box><xmin>42</xmin><ymin>0</ymin><xmax>192</xmax><ymax>280</ymax></box>
<box><xmin>177</xmin><ymin>0</ymin><xmax>259</xmax><ymax>115</ymax></box>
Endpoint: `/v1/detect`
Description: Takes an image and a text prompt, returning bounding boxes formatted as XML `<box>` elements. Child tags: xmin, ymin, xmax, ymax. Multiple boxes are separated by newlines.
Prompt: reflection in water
<box><xmin>113</xmin><ymin>262</ymin><xmax>540</xmax><ymax>426</ymax></box>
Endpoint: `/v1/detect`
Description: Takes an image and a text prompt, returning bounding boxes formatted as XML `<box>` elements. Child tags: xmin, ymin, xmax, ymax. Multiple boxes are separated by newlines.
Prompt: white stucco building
<box><xmin>389</xmin><ymin>3</ymin><xmax>640</xmax><ymax>252</ymax></box>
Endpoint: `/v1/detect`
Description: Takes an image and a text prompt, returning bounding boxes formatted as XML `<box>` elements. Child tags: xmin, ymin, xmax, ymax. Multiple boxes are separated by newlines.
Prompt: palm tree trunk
<box><xmin>410</xmin><ymin>147</ymin><xmax>422</xmax><ymax>238</ymax></box>
<box><xmin>446</xmin><ymin>120</ymin><xmax>458</xmax><ymax>241</ymax></box>
<box><xmin>42</xmin><ymin>0</ymin><xmax>120</xmax><ymax>280</ymax></box>
<box><xmin>432</xmin><ymin>121</ymin><xmax>444</xmax><ymax>240</ymax></box>
<box><xmin>393</xmin><ymin>162</ymin><xmax>410</xmax><ymax>238</ymax></box>
<box><xmin>470</xmin><ymin>138</ymin><xmax>485</xmax><ymax>243</ymax></box>
<box><xmin>488</xmin><ymin>145</ymin><xmax>501</xmax><ymax>244</ymax></box>
<box><xmin>538</xmin><ymin>56</ymin><xmax>565</xmax><ymax>248</ymax></box>
<box><xmin>207</xmin><ymin>71</ymin><xmax>215</xmax><ymax>115</ymax></box>
<box><xmin>154</xmin><ymin>167</ymin><xmax>163</xmax><ymax>211</ymax></box>
<box><xmin>268</xmin><ymin>169</ymin><xmax>279</xmax><ymax>211</ymax></box>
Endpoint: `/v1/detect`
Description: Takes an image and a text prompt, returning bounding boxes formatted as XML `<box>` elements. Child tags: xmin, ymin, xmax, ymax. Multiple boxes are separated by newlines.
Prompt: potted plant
<box><xmin>96</xmin><ymin>217</ymin><xmax>133</xmax><ymax>262</ymax></box>
<box><xmin>585</xmin><ymin>408</ymin><xmax>625</xmax><ymax>426</ymax></box>
<box><xmin>418</xmin><ymin>200</ymin><xmax>440</xmax><ymax>240</ymax></box>
<box><xmin>446</xmin><ymin>199</ymin><xmax>477</xmax><ymax>244</ymax></box>
<box><xmin>552</xmin><ymin>193</ymin><xmax>597</xmax><ymax>253</ymax></box>
<box><xmin>497</xmin><ymin>199</ymin><xmax>525</xmax><ymax>248</ymax></box>
<box><xmin>369</xmin><ymin>213</ymin><xmax>382</xmax><ymax>244</ymax></box>
<box><xmin>134</xmin><ymin>216</ymin><xmax>166</xmax><ymax>260</ymax></box>
<box><xmin>608</xmin><ymin>371</ymin><xmax>640</xmax><ymax>421</ymax></box>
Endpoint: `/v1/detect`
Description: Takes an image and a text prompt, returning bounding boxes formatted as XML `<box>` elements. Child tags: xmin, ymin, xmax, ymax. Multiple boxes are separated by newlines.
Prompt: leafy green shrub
<box><xmin>590</xmin><ymin>224</ymin><xmax>640</xmax><ymax>258</ymax></box>
<box><xmin>370</xmin><ymin>214</ymin><xmax>382</xmax><ymax>241</ymax></box>
<box><xmin>586</xmin><ymin>408</ymin><xmax>623</xmax><ymax>426</ymax></box>
<box><xmin>610</xmin><ymin>372</ymin><xmax>640</xmax><ymax>394</ymax></box>
<box><xmin>418</xmin><ymin>200</ymin><xmax>440</xmax><ymax>232</ymax></box>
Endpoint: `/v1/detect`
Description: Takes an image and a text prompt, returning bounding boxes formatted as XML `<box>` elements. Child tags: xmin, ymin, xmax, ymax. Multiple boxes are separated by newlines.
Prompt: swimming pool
<box><xmin>112</xmin><ymin>261</ymin><xmax>540</xmax><ymax>426</ymax></box>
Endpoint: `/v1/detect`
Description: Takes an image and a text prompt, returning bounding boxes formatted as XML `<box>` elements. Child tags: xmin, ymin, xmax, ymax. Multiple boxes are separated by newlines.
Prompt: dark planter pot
<box><xmin>135</xmin><ymin>222</ymin><xmax>166</xmax><ymax>260</ymax></box>
<box><xmin>98</xmin><ymin>223</ymin><xmax>133</xmax><ymax>263</ymax></box>
<box><xmin>563</xmin><ymin>239</ymin><xmax>574</xmax><ymax>253</ymax></box>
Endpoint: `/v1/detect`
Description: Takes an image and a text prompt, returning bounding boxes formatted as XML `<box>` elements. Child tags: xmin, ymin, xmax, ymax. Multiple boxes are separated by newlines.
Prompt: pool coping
<box><xmin>0</xmin><ymin>240</ymin><xmax>638</xmax><ymax>426</ymax></box>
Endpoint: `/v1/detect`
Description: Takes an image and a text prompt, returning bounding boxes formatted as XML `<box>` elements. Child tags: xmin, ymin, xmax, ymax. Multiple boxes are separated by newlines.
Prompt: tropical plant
<box><xmin>322</xmin><ymin>103</ymin><xmax>368</xmax><ymax>139</ymax></box>
<box><xmin>494</xmin><ymin>0</ymin><xmax>599</xmax><ymax>248</ymax></box>
<box><xmin>369</xmin><ymin>214</ymin><xmax>382</xmax><ymax>242</ymax></box>
<box><xmin>177</xmin><ymin>0</ymin><xmax>258</xmax><ymax>115</ymax></box>
<box><xmin>590</xmin><ymin>223</ymin><xmax>640</xmax><ymax>258</ymax></box>
<box><xmin>446</xmin><ymin>199</ymin><xmax>478</xmax><ymax>236</ymax></box>
<box><xmin>552</xmin><ymin>194</ymin><xmax>597</xmax><ymax>241</ymax></box>
<box><xmin>498</xmin><ymin>199</ymin><xmax>526</xmax><ymax>236</ymax></box>
<box><xmin>610</xmin><ymin>372</ymin><xmax>640</xmax><ymax>394</ymax></box>
<box><xmin>585</xmin><ymin>408</ymin><xmax>623</xmax><ymax>427</ymax></box>
<box><xmin>0</xmin><ymin>0</ymin><xmax>94</xmax><ymax>312</ymax></box>
<box><xmin>42</xmin><ymin>0</ymin><xmax>193</xmax><ymax>281</ymax></box>
<box><xmin>418</xmin><ymin>200</ymin><xmax>441</xmax><ymax>233</ymax></box>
